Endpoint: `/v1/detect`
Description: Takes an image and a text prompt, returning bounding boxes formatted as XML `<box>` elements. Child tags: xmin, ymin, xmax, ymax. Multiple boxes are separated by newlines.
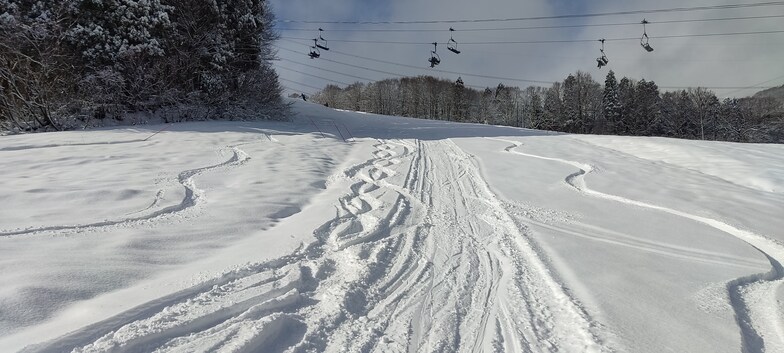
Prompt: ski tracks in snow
<box><xmin>0</xmin><ymin>146</ymin><xmax>251</xmax><ymax>237</ymax></box>
<box><xmin>32</xmin><ymin>138</ymin><xmax>612</xmax><ymax>353</ymax></box>
<box><xmin>493</xmin><ymin>138</ymin><xmax>784</xmax><ymax>353</ymax></box>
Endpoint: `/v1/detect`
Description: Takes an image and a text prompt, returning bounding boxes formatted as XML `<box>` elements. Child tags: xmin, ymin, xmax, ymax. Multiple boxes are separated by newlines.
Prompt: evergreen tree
<box><xmin>634</xmin><ymin>80</ymin><xmax>662</xmax><ymax>135</ymax></box>
<box><xmin>678</xmin><ymin>90</ymin><xmax>700</xmax><ymax>139</ymax></box>
<box><xmin>68</xmin><ymin>0</ymin><xmax>171</xmax><ymax>67</ymax></box>
<box><xmin>529</xmin><ymin>90</ymin><xmax>544</xmax><ymax>129</ymax></box>
<box><xmin>562</xmin><ymin>74</ymin><xmax>579</xmax><ymax>132</ymax></box>
<box><xmin>542</xmin><ymin>83</ymin><xmax>563</xmax><ymax>131</ymax></box>
<box><xmin>452</xmin><ymin>77</ymin><xmax>467</xmax><ymax>121</ymax></box>
<box><xmin>1</xmin><ymin>0</ymin><xmax>286</xmax><ymax>130</ymax></box>
<box><xmin>602</xmin><ymin>70</ymin><xmax>620</xmax><ymax>134</ymax></box>
<box><xmin>617</xmin><ymin>77</ymin><xmax>636</xmax><ymax>135</ymax></box>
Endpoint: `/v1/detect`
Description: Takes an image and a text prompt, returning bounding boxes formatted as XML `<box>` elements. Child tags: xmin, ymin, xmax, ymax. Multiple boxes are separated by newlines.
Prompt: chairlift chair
<box><xmin>447</xmin><ymin>27</ymin><xmax>461</xmax><ymax>54</ymax></box>
<box><xmin>640</xmin><ymin>19</ymin><xmax>654</xmax><ymax>52</ymax></box>
<box><xmin>316</xmin><ymin>28</ymin><xmax>330</xmax><ymax>51</ymax></box>
<box><xmin>428</xmin><ymin>42</ymin><xmax>441</xmax><ymax>68</ymax></box>
<box><xmin>308</xmin><ymin>39</ymin><xmax>321</xmax><ymax>59</ymax></box>
<box><xmin>596</xmin><ymin>39</ymin><xmax>609</xmax><ymax>68</ymax></box>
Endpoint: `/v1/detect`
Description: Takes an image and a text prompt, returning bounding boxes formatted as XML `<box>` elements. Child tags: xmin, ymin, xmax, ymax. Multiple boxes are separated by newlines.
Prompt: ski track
<box><xmin>27</xmin><ymin>138</ymin><xmax>613</xmax><ymax>353</ymax></box>
<box><xmin>0</xmin><ymin>146</ymin><xmax>251</xmax><ymax>238</ymax></box>
<box><xmin>492</xmin><ymin>138</ymin><xmax>784</xmax><ymax>353</ymax></box>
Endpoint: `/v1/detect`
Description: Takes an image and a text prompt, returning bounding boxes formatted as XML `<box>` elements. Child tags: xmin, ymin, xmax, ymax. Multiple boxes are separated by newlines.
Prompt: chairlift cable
<box><xmin>275</xmin><ymin>1</ymin><xmax>784</xmax><ymax>25</ymax></box>
<box><xmin>276</xmin><ymin>47</ymin><xmax>490</xmax><ymax>89</ymax></box>
<box><xmin>275</xmin><ymin>43</ymin><xmax>778</xmax><ymax>90</ymax></box>
<box><xmin>278</xmin><ymin>42</ymin><xmax>553</xmax><ymax>84</ymax></box>
<box><xmin>279</xmin><ymin>77</ymin><xmax>325</xmax><ymax>91</ymax></box>
<box><xmin>276</xmin><ymin>64</ymin><xmax>354</xmax><ymax>86</ymax></box>
<box><xmin>280</xmin><ymin>29</ymin><xmax>784</xmax><ymax>45</ymax></box>
<box><xmin>276</xmin><ymin>55</ymin><xmax>381</xmax><ymax>82</ymax></box>
<box><xmin>276</xmin><ymin>14</ymin><xmax>784</xmax><ymax>33</ymax></box>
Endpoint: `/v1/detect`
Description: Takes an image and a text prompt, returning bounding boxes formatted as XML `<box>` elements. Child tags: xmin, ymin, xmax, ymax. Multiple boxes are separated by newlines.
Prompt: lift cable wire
<box><xmin>276</xmin><ymin>47</ymin><xmax>412</xmax><ymax>78</ymax></box>
<box><xmin>280</xmin><ymin>29</ymin><xmax>784</xmax><ymax>46</ymax></box>
<box><xmin>275</xmin><ymin>1</ymin><xmax>784</xmax><ymax>25</ymax></box>
<box><xmin>275</xmin><ymin>42</ymin><xmax>779</xmax><ymax>90</ymax></box>
<box><xmin>276</xmin><ymin>14</ymin><xmax>784</xmax><ymax>33</ymax></box>
<box><xmin>278</xmin><ymin>38</ymin><xmax>758</xmax><ymax>65</ymax></box>
<box><xmin>282</xmin><ymin>85</ymin><xmax>318</xmax><ymax>96</ymax></box>
<box><xmin>278</xmin><ymin>47</ymin><xmax>406</xmax><ymax>82</ymax></box>
<box><xmin>278</xmin><ymin>40</ymin><xmax>552</xmax><ymax>84</ymax></box>
<box><xmin>319</xmin><ymin>45</ymin><xmax>557</xmax><ymax>84</ymax></box>
<box><xmin>279</xmin><ymin>77</ymin><xmax>326</xmax><ymax>91</ymax></box>
<box><xmin>275</xmin><ymin>47</ymin><xmax>489</xmax><ymax>89</ymax></box>
<box><xmin>721</xmin><ymin>73</ymin><xmax>784</xmax><ymax>96</ymax></box>
<box><xmin>276</xmin><ymin>64</ymin><xmax>354</xmax><ymax>86</ymax></box>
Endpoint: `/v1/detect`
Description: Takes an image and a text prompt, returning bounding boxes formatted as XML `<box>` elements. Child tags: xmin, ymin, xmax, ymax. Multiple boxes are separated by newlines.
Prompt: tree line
<box><xmin>1</xmin><ymin>0</ymin><xmax>286</xmax><ymax>133</ymax></box>
<box><xmin>311</xmin><ymin>72</ymin><xmax>784</xmax><ymax>143</ymax></box>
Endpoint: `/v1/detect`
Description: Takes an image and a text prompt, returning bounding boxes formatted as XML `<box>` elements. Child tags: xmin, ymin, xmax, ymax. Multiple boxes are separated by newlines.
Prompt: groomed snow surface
<box><xmin>1</xmin><ymin>100</ymin><xmax>783</xmax><ymax>353</ymax></box>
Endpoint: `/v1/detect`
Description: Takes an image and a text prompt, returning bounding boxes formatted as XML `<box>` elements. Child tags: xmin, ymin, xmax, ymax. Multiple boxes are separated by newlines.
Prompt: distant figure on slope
<box><xmin>301</xmin><ymin>94</ymin><xmax>308</xmax><ymax>101</ymax></box>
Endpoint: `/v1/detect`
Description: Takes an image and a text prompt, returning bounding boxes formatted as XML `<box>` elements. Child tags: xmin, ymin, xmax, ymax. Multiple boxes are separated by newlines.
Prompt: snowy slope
<box><xmin>1</xmin><ymin>100</ymin><xmax>783</xmax><ymax>353</ymax></box>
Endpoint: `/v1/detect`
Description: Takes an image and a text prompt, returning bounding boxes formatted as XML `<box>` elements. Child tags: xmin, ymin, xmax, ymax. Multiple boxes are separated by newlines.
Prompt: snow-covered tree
<box><xmin>452</xmin><ymin>77</ymin><xmax>467</xmax><ymax>121</ymax></box>
<box><xmin>1</xmin><ymin>1</ymin><xmax>74</xmax><ymax>131</ymax></box>
<box><xmin>688</xmin><ymin>87</ymin><xmax>720</xmax><ymax>140</ymax></box>
<box><xmin>68</xmin><ymin>0</ymin><xmax>171</xmax><ymax>66</ymax></box>
<box><xmin>617</xmin><ymin>77</ymin><xmax>636</xmax><ymax>135</ymax></box>
<box><xmin>634</xmin><ymin>79</ymin><xmax>661</xmax><ymax>135</ymax></box>
<box><xmin>602</xmin><ymin>71</ymin><xmax>620</xmax><ymax>134</ymax></box>
<box><xmin>527</xmin><ymin>87</ymin><xmax>544</xmax><ymax>129</ymax></box>
<box><xmin>542</xmin><ymin>82</ymin><xmax>563</xmax><ymax>131</ymax></box>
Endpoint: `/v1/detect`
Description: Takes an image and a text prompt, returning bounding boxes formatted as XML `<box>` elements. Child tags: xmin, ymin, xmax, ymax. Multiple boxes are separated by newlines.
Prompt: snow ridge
<box><xmin>496</xmin><ymin>138</ymin><xmax>784</xmax><ymax>353</ymax></box>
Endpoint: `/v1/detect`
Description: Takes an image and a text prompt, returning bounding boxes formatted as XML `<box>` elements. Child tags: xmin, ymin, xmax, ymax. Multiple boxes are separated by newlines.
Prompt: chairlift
<box><xmin>447</xmin><ymin>27</ymin><xmax>461</xmax><ymax>54</ymax></box>
<box><xmin>308</xmin><ymin>39</ymin><xmax>320</xmax><ymax>59</ymax></box>
<box><xmin>640</xmin><ymin>19</ymin><xmax>654</xmax><ymax>52</ymax></box>
<box><xmin>596</xmin><ymin>39</ymin><xmax>609</xmax><ymax>68</ymax></box>
<box><xmin>428</xmin><ymin>42</ymin><xmax>441</xmax><ymax>68</ymax></box>
<box><xmin>316</xmin><ymin>28</ymin><xmax>330</xmax><ymax>51</ymax></box>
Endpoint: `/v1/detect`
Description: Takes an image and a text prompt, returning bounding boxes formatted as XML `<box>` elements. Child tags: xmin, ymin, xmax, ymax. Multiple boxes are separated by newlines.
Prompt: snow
<box><xmin>1</xmin><ymin>100</ymin><xmax>783</xmax><ymax>352</ymax></box>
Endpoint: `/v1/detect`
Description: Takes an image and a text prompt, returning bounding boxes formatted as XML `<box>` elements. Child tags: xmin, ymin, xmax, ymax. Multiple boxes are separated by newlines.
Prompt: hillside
<box><xmin>754</xmin><ymin>84</ymin><xmax>784</xmax><ymax>102</ymax></box>
<box><xmin>1</xmin><ymin>100</ymin><xmax>783</xmax><ymax>353</ymax></box>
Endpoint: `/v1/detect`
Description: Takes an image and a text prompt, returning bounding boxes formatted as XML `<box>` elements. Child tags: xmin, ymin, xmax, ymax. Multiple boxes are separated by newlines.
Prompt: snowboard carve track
<box><xmin>0</xmin><ymin>146</ymin><xmax>251</xmax><ymax>238</ymax></box>
<box><xmin>495</xmin><ymin>138</ymin><xmax>784</xmax><ymax>353</ymax></box>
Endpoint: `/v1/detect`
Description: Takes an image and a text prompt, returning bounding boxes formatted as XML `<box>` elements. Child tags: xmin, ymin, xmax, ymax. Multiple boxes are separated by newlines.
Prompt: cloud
<box><xmin>271</xmin><ymin>0</ymin><xmax>784</xmax><ymax>98</ymax></box>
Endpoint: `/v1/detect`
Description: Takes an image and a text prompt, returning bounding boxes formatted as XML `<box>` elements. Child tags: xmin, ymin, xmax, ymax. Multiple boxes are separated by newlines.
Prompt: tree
<box><xmin>562</xmin><ymin>74</ymin><xmax>579</xmax><ymax>132</ymax></box>
<box><xmin>634</xmin><ymin>79</ymin><xmax>661</xmax><ymax>135</ymax></box>
<box><xmin>688</xmin><ymin>87</ymin><xmax>720</xmax><ymax>140</ymax></box>
<box><xmin>617</xmin><ymin>77</ymin><xmax>636</xmax><ymax>135</ymax></box>
<box><xmin>68</xmin><ymin>0</ymin><xmax>171</xmax><ymax>67</ymax></box>
<box><xmin>452</xmin><ymin>77</ymin><xmax>468</xmax><ymax>121</ymax></box>
<box><xmin>1</xmin><ymin>1</ymin><xmax>74</xmax><ymax>131</ymax></box>
<box><xmin>161</xmin><ymin>0</ymin><xmax>283</xmax><ymax>114</ymax></box>
<box><xmin>542</xmin><ymin>82</ymin><xmax>563</xmax><ymax>131</ymax></box>
<box><xmin>578</xmin><ymin>71</ymin><xmax>602</xmax><ymax>134</ymax></box>
<box><xmin>602</xmin><ymin>70</ymin><xmax>620</xmax><ymax>134</ymax></box>
<box><xmin>527</xmin><ymin>87</ymin><xmax>544</xmax><ymax>129</ymax></box>
<box><xmin>2</xmin><ymin>0</ymin><xmax>287</xmax><ymax>132</ymax></box>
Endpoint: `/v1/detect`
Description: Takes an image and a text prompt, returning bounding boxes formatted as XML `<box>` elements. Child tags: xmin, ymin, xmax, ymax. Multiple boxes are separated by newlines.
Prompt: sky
<box><xmin>269</xmin><ymin>0</ymin><xmax>784</xmax><ymax>98</ymax></box>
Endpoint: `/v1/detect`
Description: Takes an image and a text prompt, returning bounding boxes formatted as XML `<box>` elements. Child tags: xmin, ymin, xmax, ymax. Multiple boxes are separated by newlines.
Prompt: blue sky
<box><xmin>269</xmin><ymin>0</ymin><xmax>784</xmax><ymax>98</ymax></box>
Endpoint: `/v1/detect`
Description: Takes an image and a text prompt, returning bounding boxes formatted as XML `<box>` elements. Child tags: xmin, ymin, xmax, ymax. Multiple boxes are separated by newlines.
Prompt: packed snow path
<box><xmin>2</xmin><ymin>101</ymin><xmax>783</xmax><ymax>352</ymax></box>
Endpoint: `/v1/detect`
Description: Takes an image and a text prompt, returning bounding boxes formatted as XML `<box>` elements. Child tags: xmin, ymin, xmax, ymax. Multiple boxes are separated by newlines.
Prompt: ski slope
<box><xmin>1</xmin><ymin>100</ymin><xmax>783</xmax><ymax>352</ymax></box>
